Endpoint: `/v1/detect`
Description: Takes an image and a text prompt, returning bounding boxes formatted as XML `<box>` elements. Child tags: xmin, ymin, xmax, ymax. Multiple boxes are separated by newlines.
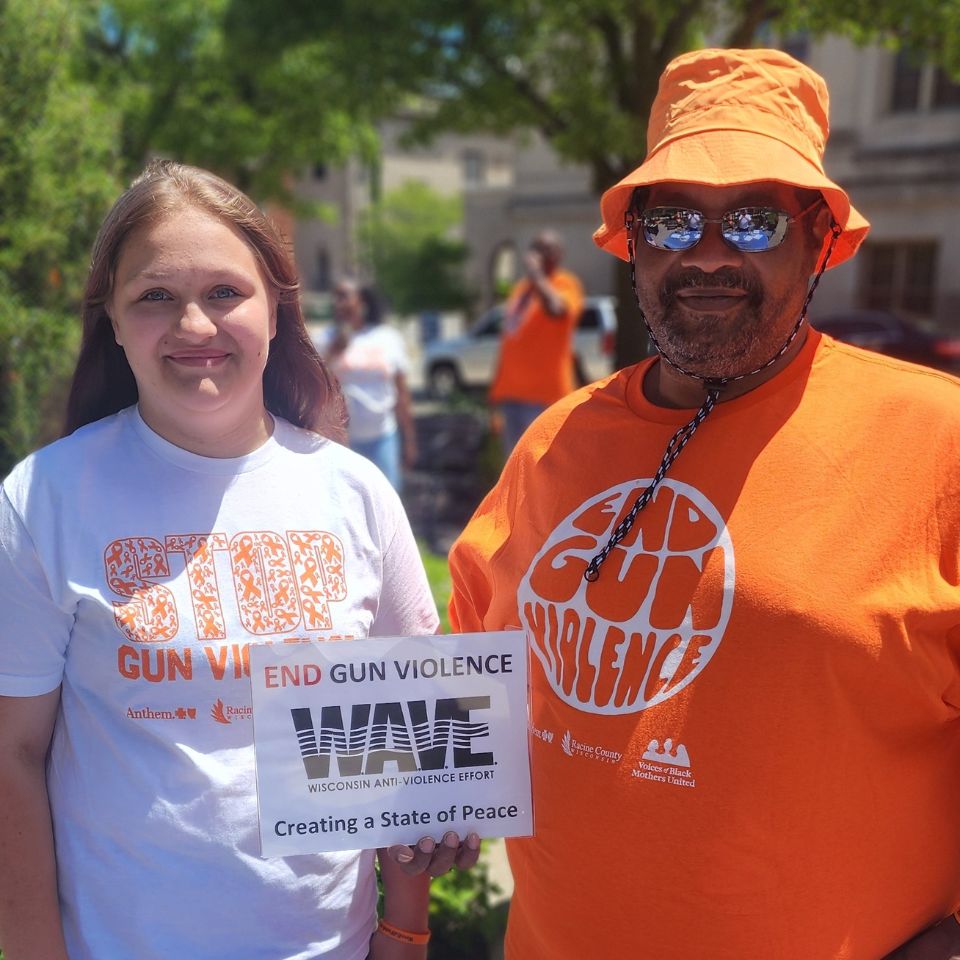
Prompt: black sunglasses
<box><xmin>635</xmin><ymin>198</ymin><xmax>823</xmax><ymax>253</ymax></box>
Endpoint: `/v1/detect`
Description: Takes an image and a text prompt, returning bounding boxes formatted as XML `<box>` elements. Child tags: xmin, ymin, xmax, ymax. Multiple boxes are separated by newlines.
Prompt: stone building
<box><xmin>293</xmin><ymin>39</ymin><xmax>960</xmax><ymax>334</ymax></box>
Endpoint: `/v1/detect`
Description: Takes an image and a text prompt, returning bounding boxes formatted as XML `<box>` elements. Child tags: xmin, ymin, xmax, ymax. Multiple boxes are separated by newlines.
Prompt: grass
<box><xmin>419</xmin><ymin>539</ymin><xmax>452</xmax><ymax>633</ymax></box>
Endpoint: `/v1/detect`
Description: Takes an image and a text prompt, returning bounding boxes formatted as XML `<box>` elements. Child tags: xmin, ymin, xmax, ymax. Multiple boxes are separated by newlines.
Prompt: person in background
<box><xmin>320</xmin><ymin>279</ymin><xmax>417</xmax><ymax>491</ymax></box>
<box><xmin>449</xmin><ymin>48</ymin><xmax>960</xmax><ymax>960</ymax></box>
<box><xmin>489</xmin><ymin>230</ymin><xmax>584</xmax><ymax>456</ymax></box>
<box><xmin>0</xmin><ymin>160</ymin><xmax>477</xmax><ymax>960</ymax></box>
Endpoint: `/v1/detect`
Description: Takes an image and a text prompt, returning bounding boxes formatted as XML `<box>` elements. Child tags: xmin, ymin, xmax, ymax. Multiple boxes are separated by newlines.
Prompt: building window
<box><xmin>463</xmin><ymin>150</ymin><xmax>486</xmax><ymax>188</ymax></box>
<box><xmin>933</xmin><ymin>68</ymin><xmax>960</xmax><ymax>108</ymax></box>
<box><xmin>890</xmin><ymin>50</ymin><xmax>960</xmax><ymax>112</ymax></box>
<box><xmin>860</xmin><ymin>241</ymin><xmax>938</xmax><ymax>316</ymax></box>
<box><xmin>890</xmin><ymin>53</ymin><xmax>923</xmax><ymax>112</ymax></box>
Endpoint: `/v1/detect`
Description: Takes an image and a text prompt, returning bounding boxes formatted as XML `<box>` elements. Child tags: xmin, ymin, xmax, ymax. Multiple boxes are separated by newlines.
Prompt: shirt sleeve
<box><xmin>448</xmin><ymin>536</ymin><xmax>493</xmax><ymax>634</ymax></box>
<box><xmin>373</xmin><ymin>491</ymin><xmax>439</xmax><ymax>637</ymax></box>
<box><xmin>0</xmin><ymin>486</ymin><xmax>72</xmax><ymax>695</ymax></box>
<box><xmin>448</xmin><ymin>453</ymin><xmax>523</xmax><ymax>633</ymax></box>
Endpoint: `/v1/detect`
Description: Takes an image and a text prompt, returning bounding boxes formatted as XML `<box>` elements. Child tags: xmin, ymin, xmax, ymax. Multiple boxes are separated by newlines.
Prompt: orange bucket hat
<box><xmin>593</xmin><ymin>48</ymin><xmax>869</xmax><ymax>269</ymax></box>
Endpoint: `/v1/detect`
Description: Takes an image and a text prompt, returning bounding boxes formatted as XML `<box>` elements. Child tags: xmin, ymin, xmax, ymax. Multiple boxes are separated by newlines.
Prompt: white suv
<box><xmin>423</xmin><ymin>295</ymin><xmax>618</xmax><ymax>398</ymax></box>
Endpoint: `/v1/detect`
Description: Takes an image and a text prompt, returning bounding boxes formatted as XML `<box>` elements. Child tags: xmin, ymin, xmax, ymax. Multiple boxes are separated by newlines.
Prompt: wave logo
<box><xmin>290</xmin><ymin>697</ymin><xmax>494</xmax><ymax>779</ymax></box>
<box><xmin>211</xmin><ymin>699</ymin><xmax>230</xmax><ymax>724</ymax></box>
<box><xmin>561</xmin><ymin>730</ymin><xmax>573</xmax><ymax>756</ymax></box>
<box><xmin>518</xmin><ymin>478</ymin><xmax>734</xmax><ymax>715</ymax></box>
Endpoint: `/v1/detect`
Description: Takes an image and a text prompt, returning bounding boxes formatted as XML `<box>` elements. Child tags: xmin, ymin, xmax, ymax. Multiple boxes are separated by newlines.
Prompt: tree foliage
<box><xmin>0</xmin><ymin>0</ymin><xmax>121</xmax><ymax>472</ymax></box>
<box><xmin>0</xmin><ymin>0</ymin><xmax>384</xmax><ymax>469</ymax></box>
<box><xmin>223</xmin><ymin>0</ymin><xmax>960</xmax><ymax>362</ymax></box>
<box><xmin>79</xmin><ymin>0</ymin><xmax>379</xmax><ymax>202</ymax></box>
<box><xmin>223</xmin><ymin>0</ymin><xmax>960</xmax><ymax>192</ymax></box>
<box><xmin>358</xmin><ymin>181</ymin><xmax>471</xmax><ymax>316</ymax></box>
<box><xmin>0</xmin><ymin>0</ymin><xmax>121</xmax><ymax>312</ymax></box>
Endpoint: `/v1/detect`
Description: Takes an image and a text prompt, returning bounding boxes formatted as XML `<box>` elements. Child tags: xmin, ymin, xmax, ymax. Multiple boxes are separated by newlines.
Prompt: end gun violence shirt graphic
<box><xmin>517</xmin><ymin>477</ymin><xmax>734</xmax><ymax>716</ymax></box>
<box><xmin>103</xmin><ymin>530</ymin><xmax>351</xmax><ymax>717</ymax></box>
<box><xmin>250</xmin><ymin>634</ymin><xmax>533</xmax><ymax>855</ymax></box>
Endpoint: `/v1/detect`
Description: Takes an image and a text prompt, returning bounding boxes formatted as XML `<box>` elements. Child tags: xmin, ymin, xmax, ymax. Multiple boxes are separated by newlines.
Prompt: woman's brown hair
<box><xmin>63</xmin><ymin>159</ymin><xmax>346</xmax><ymax>441</ymax></box>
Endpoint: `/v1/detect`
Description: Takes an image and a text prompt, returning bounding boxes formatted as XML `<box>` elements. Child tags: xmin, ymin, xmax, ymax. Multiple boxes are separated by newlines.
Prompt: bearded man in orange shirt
<box><xmin>450</xmin><ymin>48</ymin><xmax>960</xmax><ymax>960</ymax></box>
<box><xmin>489</xmin><ymin>230</ymin><xmax>584</xmax><ymax>455</ymax></box>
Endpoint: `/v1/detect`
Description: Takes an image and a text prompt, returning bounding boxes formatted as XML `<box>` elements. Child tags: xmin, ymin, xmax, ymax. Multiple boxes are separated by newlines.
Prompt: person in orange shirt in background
<box><xmin>489</xmin><ymin>230</ymin><xmax>584</xmax><ymax>455</ymax></box>
<box><xmin>449</xmin><ymin>48</ymin><xmax>960</xmax><ymax>960</ymax></box>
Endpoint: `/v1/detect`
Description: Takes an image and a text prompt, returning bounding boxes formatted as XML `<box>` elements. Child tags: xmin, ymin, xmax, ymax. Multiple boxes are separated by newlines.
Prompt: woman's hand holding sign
<box><xmin>249</xmin><ymin>632</ymin><xmax>528</xmax><ymax>958</ymax></box>
<box><xmin>371</xmin><ymin>832</ymin><xmax>482</xmax><ymax>958</ymax></box>
<box><xmin>387</xmin><ymin>829</ymin><xmax>482</xmax><ymax>877</ymax></box>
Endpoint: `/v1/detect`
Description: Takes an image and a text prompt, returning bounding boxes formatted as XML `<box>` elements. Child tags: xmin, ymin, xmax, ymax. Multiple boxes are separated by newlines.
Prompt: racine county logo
<box><xmin>518</xmin><ymin>478</ymin><xmax>734</xmax><ymax>716</ymax></box>
<box><xmin>560</xmin><ymin>729</ymin><xmax>622</xmax><ymax>763</ymax></box>
<box><xmin>211</xmin><ymin>698</ymin><xmax>253</xmax><ymax>724</ymax></box>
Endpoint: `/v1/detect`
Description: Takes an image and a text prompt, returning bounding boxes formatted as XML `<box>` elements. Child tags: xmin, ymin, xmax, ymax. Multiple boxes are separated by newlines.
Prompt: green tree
<box><xmin>223</xmin><ymin>0</ymin><xmax>960</xmax><ymax>363</ymax></box>
<box><xmin>358</xmin><ymin>181</ymin><xmax>471</xmax><ymax>315</ymax></box>
<box><xmin>0</xmin><ymin>0</ymin><xmax>122</xmax><ymax>473</ymax></box>
<box><xmin>0</xmin><ymin>0</ymin><xmax>382</xmax><ymax>471</ymax></box>
<box><xmin>79</xmin><ymin>0</ymin><xmax>380</xmax><ymax>203</ymax></box>
<box><xmin>0</xmin><ymin>0</ymin><xmax>120</xmax><ymax>313</ymax></box>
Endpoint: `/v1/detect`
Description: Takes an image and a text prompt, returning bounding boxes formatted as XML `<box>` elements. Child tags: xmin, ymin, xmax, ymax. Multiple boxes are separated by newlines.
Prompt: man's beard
<box><xmin>641</xmin><ymin>267</ymin><xmax>797</xmax><ymax>379</ymax></box>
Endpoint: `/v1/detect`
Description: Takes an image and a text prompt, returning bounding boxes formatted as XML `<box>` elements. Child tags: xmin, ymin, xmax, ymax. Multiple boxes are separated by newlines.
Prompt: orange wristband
<box><xmin>377</xmin><ymin>919</ymin><xmax>430</xmax><ymax>946</ymax></box>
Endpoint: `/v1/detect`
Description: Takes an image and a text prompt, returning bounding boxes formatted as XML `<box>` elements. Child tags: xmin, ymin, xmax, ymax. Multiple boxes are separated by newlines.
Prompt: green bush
<box><xmin>429</xmin><ymin>861</ymin><xmax>506</xmax><ymax>960</ymax></box>
<box><xmin>0</xmin><ymin>299</ymin><xmax>79</xmax><ymax>476</ymax></box>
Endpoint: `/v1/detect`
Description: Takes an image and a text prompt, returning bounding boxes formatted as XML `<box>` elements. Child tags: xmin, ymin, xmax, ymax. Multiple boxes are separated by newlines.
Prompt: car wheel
<box><xmin>429</xmin><ymin>363</ymin><xmax>462</xmax><ymax>399</ymax></box>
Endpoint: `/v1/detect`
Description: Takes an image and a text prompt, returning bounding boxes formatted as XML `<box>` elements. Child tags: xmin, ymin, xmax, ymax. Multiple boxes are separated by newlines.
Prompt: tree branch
<box><xmin>451</xmin><ymin>34</ymin><xmax>572</xmax><ymax>140</ymax></box>
<box><xmin>657</xmin><ymin>0</ymin><xmax>706</xmax><ymax>63</ymax></box>
<box><xmin>725</xmin><ymin>0</ymin><xmax>787</xmax><ymax>48</ymax></box>
<box><xmin>591</xmin><ymin>10</ymin><xmax>644</xmax><ymax>116</ymax></box>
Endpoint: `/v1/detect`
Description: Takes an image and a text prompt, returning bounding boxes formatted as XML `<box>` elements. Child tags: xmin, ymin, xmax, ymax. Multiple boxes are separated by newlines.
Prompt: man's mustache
<box><xmin>661</xmin><ymin>268</ymin><xmax>760</xmax><ymax>301</ymax></box>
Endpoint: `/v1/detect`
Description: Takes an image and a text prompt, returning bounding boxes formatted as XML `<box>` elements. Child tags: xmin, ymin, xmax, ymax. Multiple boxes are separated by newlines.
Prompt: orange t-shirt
<box><xmin>489</xmin><ymin>270</ymin><xmax>584</xmax><ymax>406</ymax></box>
<box><xmin>450</xmin><ymin>330</ymin><xmax>960</xmax><ymax>960</ymax></box>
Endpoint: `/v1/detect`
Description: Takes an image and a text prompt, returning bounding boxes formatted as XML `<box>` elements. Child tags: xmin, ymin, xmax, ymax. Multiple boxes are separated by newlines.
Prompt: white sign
<box><xmin>249</xmin><ymin>631</ymin><xmax>533</xmax><ymax>856</ymax></box>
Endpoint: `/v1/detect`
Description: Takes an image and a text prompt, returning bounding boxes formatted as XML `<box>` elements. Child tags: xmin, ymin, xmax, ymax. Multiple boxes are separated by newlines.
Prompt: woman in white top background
<box><xmin>321</xmin><ymin>279</ymin><xmax>418</xmax><ymax>491</ymax></box>
<box><xmin>0</xmin><ymin>160</ymin><xmax>477</xmax><ymax>960</ymax></box>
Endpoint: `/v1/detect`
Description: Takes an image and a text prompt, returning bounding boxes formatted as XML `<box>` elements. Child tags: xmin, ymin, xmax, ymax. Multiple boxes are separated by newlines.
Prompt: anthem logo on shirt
<box><xmin>517</xmin><ymin>479</ymin><xmax>734</xmax><ymax>715</ymax></box>
<box><xmin>126</xmin><ymin>705</ymin><xmax>197</xmax><ymax>721</ymax></box>
<box><xmin>531</xmin><ymin>724</ymin><xmax>555</xmax><ymax>744</ymax></box>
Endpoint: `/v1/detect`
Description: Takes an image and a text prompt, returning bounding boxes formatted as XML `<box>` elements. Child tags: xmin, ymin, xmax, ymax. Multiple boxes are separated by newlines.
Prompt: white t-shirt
<box><xmin>320</xmin><ymin>325</ymin><xmax>410</xmax><ymax>442</ymax></box>
<box><xmin>0</xmin><ymin>407</ymin><xmax>439</xmax><ymax>960</ymax></box>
